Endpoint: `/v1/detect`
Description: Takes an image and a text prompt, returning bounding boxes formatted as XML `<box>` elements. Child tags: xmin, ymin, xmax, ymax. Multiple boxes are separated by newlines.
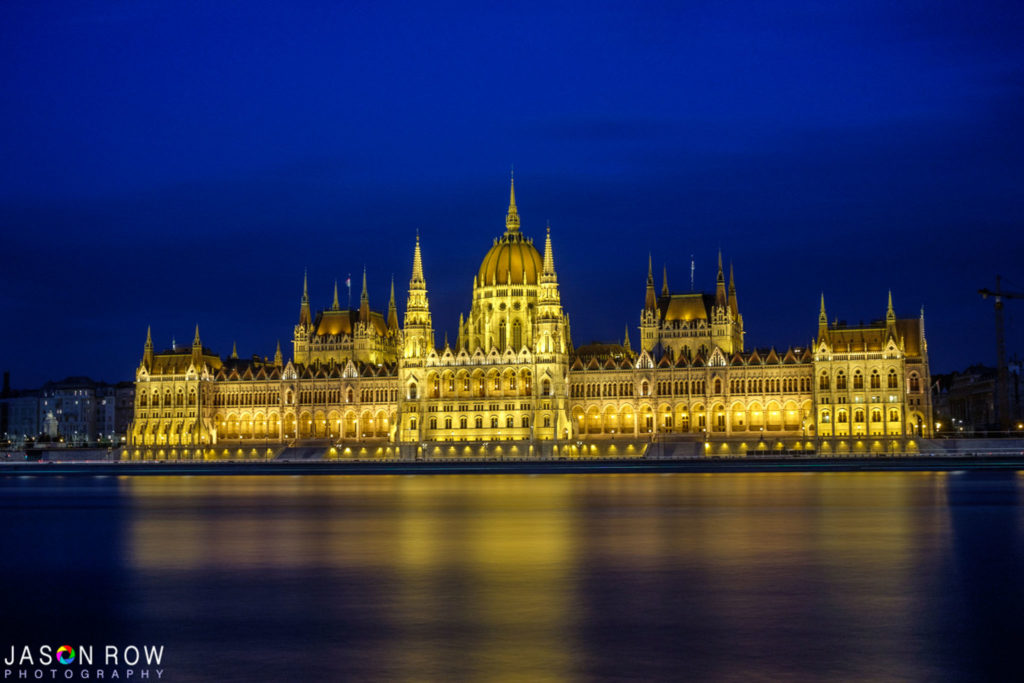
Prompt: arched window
<box><xmin>819</xmin><ymin>373</ymin><xmax>830</xmax><ymax>390</ymax></box>
<box><xmin>444</xmin><ymin>417</ymin><xmax>452</xmax><ymax>429</ymax></box>
<box><xmin>714</xmin><ymin>378</ymin><xmax>722</xmax><ymax>394</ymax></box>
<box><xmin>541</xmin><ymin>379</ymin><xmax>551</xmax><ymax>397</ymax></box>
<box><xmin>853</xmin><ymin>371</ymin><xmax>864</xmax><ymax>389</ymax></box>
<box><xmin>837</xmin><ymin>410</ymin><xmax>848</xmax><ymax>424</ymax></box>
<box><xmin>641</xmin><ymin>381</ymin><xmax>649</xmax><ymax>396</ymax></box>
<box><xmin>459</xmin><ymin>416</ymin><xmax>467</xmax><ymax>429</ymax></box>
<box><xmin>491</xmin><ymin>416</ymin><xmax>499</xmax><ymax>428</ymax></box>
<box><xmin>409</xmin><ymin>417</ymin><xmax>417</xmax><ymax>430</ymax></box>
<box><xmin>512</xmin><ymin>320</ymin><xmax>522</xmax><ymax>350</ymax></box>
<box><xmin>909</xmin><ymin>374</ymin><xmax>920</xmax><ymax>392</ymax></box>
<box><xmin>408</xmin><ymin>383</ymin><xmax>418</xmax><ymax>400</ymax></box>
<box><xmin>854</xmin><ymin>409</ymin><xmax>864</xmax><ymax>423</ymax></box>
<box><xmin>871</xmin><ymin>409</ymin><xmax>882</xmax><ymax>423</ymax></box>
<box><xmin>521</xmin><ymin>415</ymin><xmax>530</xmax><ymax>428</ymax></box>
<box><xmin>888</xmin><ymin>409</ymin><xmax>899</xmax><ymax>422</ymax></box>
<box><xmin>475</xmin><ymin>416</ymin><xmax>483</xmax><ymax>429</ymax></box>
<box><xmin>347</xmin><ymin>388</ymin><xmax>354</xmax><ymax>403</ymax></box>
<box><xmin>870</xmin><ymin>371</ymin><xmax>880</xmax><ymax>389</ymax></box>
<box><xmin>888</xmin><ymin>370</ymin><xmax>898</xmax><ymax>389</ymax></box>
<box><xmin>429</xmin><ymin>417</ymin><xmax>437</xmax><ymax>429</ymax></box>
<box><xmin>499</xmin><ymin>320</ymin><xmax>507</xmax><ymax>350</ymax></box>
<box><xmin>820</xmin><ymin>409</ymin><xmax>831</xmax><ymax>424</ymax></box>
<box><xmin>836</xmin><ymin>372</ymin><xmax>847</xmax><ymax>390</ymax></box>
<box><xmin>506</xmin><ymin>415</ymin><xmax>514</xmax><ymax>428</ymax></box>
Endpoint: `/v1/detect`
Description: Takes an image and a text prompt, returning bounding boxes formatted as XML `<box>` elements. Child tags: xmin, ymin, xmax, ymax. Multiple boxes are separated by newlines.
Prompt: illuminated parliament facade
<box><xmin>128</xmin><ymin>180</ymin><xmax>933</xmax><ymax>459</ymax></box>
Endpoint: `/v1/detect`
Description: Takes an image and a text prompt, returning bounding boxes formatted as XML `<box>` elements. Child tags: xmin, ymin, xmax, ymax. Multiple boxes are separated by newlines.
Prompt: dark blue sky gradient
<box><xmin>2</xmin><ymin>1</ymin><xmax>1022</xmax><ymax>387</ymax></box>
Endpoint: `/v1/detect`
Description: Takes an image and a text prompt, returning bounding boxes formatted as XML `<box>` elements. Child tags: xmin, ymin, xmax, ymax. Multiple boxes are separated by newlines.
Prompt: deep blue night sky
<box><xmin>1</xmin><ymin>1</ymin><xmax>1022</xmax><ymax>387</ymax></box>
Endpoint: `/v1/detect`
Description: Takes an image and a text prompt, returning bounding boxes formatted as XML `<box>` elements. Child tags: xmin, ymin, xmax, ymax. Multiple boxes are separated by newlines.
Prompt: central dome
<box><xmin>478</xmin><ymin>232</ymin><xmax>543</xmax><ymax>286</ymax></box>
<box><xmin>477</xmin><ymin>174</ymin><xmax>543</xmax><ymax>286</ymax></box>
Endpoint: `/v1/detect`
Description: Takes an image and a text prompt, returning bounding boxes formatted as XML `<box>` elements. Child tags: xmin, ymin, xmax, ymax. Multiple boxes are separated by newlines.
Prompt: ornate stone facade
<box><xmin>127</xmin><ymin>179</ymin><xmax>933</xmax><ymax>459</ymax></box>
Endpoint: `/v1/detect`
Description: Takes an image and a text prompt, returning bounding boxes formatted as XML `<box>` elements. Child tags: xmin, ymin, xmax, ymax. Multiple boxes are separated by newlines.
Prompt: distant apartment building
<box><xmin>0</xmin><ymin>373</ymin><xmax>134</xmax><ymax>447</ymax></box>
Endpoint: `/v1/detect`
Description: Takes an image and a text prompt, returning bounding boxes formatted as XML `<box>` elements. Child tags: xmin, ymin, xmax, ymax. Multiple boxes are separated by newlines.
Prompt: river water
<box><xmin>2</xmin><ymin>472</ymin><xmax>1022</xmax><ymax>681</ymax></box>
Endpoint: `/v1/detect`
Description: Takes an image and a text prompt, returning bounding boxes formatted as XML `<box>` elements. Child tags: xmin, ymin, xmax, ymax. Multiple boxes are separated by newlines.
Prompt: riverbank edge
<box><xmin>2</xmin><ymin>456</ymin><xmax>1023</xmax><ymax>476</ymax></box>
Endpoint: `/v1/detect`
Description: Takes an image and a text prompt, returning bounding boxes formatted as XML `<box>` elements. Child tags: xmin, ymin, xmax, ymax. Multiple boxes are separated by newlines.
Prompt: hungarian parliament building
<box><xmin>128</xmin><ymin>180</ymin><xmax>934</xmax><ymax>459</ymax></box>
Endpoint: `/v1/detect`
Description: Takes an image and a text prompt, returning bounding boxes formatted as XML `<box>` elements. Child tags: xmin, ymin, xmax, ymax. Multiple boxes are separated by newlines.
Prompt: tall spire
<box><xmin>715</xmin><ymin>250</ymin><xmax>727</xmax><ymax>307</ymax></box>
<box><xmin>623</xmin><ymin>325</ymin><xmax>632</xmax><ymax>353</ymax></box>
<box><xmin>274</xmin><ymin>340</ymin><xmax>282</xmax><ymax>367</ymax></box>
<box><xmin>728</xmin><ymin>262</ymin><xmax>738</xmax><ymax>316</ymax></box>
<box><xmin>299</xmin><ymin>271</ymin><xmax>312</xmax><ymax>327</ymax></box>
<box><xmin>412</xmin><ymin>233</ymin><xmax>424</xmax><ymax>283</ymax></box>
<box><xmin>886</xmin><ymin>290</ymin><xmax>896</xmax><ymax>337</ymax></box>
<box><xmin>661</xmin><ymin>265</ymin><xmax>669</xmax><ymax>297</ymax></box>
<box><xmin>817</xmin><ymin>293</ymin><xmax>829</xmax><ymax>344</ymax></box>
<box><xmin>505</xmin><ymin>171</ymin><xmax>520</xmax><ymax>233</ymax></box>
<box><xmin>359</xmin><ymin>267</ymin><xmax>370</xmax><ymax>322</ymax></box>
<box><xmin>231</xmin><ymin>341</ymin><xmax>238</xmax><ymax>359</ymax></box>
<box><xmin>191</xmin><ymin>324</ymin><xmax>203</xmax><ymax>365</ymax></box>
<box><xmin>645</xmin><ymin>253</ymin><xmax>657</xmax><ymax>311</ymax></box>
<box><xmin>387</xmin><ymin>276</ymin><xmax>399</xmax><ymax>331</ymax></box>
<box><xmin>143</xmin><ymin>326</ymin><xmax>153</xmax><ymax>369</ymax></box>
<box><xmin>542</xmin><ymin>223</ymin><xmax>556</xmax><ymax>279</ymax></box>
<box><xmin>332</xmin><ymin>280</ymin><xmax>340</xmax><ymax>310</ymax></box>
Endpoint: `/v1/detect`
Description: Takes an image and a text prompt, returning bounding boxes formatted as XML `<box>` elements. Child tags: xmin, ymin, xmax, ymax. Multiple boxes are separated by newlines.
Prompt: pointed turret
<box><xmin>299</xmin><ymin>270</ymin><xmax>312</xmax><ymax>327</ymax></box>
<box><xmin>728</xmin><ymin>262</ymin><xmax>738</xmax><ymax>316</ymax></box>
<box><xmin>387</xmin><ymin>277</ymin><xmax>399</xmax><ymax>331</ymax></box>
<box><xmin>645</xmin><ymin>253</ymin><xmax>657</xmax><ymax>311</ymax></box>
<box><xmin>715</xmin><ymin>250</ymin><xmax>727</xmax><ymax>307</ymax></box>
<box><xmin>403</xmin><ymin>233</ymin><xmax>434</xmax><ymax>356</ymax></box>
<box><xmin>359</xmin><ymin>267</ymin><xmax>370</xmax><ymax>322</ymax></box>
<box><xmin>623</xmin><ymin>325</ymin><xmax>632</xmax><ymax>353</ymax></box>
<box><xmin>886</xmin><ymin>290</ymin><xmax>897</xmax><ymax>338</ymax></box>
<box><xmin>542</xmin><ymin>224</ymin><xmax>556</xmax><ymax>275</ymax></box>
<box><xmin>191</xmin><ymin>325</ymin><xmax>203</xmax><ymax>366</ymax></box>
<box><xmin>274</xmin><ymin>340</ymin><xmax>282</xmax><ymax>367</ymax></box>
<box><xmin>818</xmin><ymin>293</ymin><xmax>829</xmax><ymax>342</ymax></box>
<box><xmin>231</xmin><ymin>341</ymin><xmax>238</xmax><ymax>360</ymax></box>
<box><xmin>143</xmin><ymin>326</ymin><xmax>153</xmax><ymax>369</ymax></box>
<box><xmin>411</xmin><ymin>232</ymin><xmax>425</xmax><ymax>283</ymax></box>
<box><xmin>331</xmin><ymin>280</ymin><xmax>340</xmax><ymax>311</ymax></box>
<box><xmin>661</xmin><ymin>265</ymin><xmax>669</xmax><ymax>297</ymax></box>
<box><xmin>505</xmin><ymin>171</ymin><xmax>520</xmax><ymax>233</ymax></box>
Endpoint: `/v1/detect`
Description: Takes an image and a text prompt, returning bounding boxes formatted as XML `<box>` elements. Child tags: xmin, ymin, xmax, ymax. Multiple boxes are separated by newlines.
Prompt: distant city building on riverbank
<box><xmin>0</xmin><ymin>373</ymin><xmax>134</xmax><ymax>447</ymax></box>
<box><xmin>128</xmin><ymin>179</ymin><xmax>934</xmax><ymax>459</ymax></box>
<box><xmin>933</xmin><ymin>361</ymin><xmax>1023</xmax><ymax>435</ymax></box>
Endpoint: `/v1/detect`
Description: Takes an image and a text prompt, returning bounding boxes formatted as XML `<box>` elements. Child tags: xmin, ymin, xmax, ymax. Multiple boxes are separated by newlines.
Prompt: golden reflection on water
<box><xmin>123</xmin><ymin>473</ymin><xmax>956</xmax><ymax>680</ymax></box>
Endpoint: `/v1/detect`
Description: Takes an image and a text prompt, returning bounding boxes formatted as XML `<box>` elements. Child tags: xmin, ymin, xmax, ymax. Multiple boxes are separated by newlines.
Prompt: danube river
<box><xmin>2</xmin><ymin>472</ymin><xmax>1022</xmax><ymax>681</ymax></box>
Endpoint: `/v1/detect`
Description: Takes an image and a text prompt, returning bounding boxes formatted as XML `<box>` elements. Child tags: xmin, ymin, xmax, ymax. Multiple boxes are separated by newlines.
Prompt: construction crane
<box><xmin>979</xmin><ymin>276</ymin><xmax>1023</xmax><ymax>431</ymax></box>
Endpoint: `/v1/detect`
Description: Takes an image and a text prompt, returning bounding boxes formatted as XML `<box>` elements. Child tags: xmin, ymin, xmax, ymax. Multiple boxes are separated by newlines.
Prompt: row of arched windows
<box><xmin>820</xmin><ymin>369</ymin><xmax>900</xmax><ymax>391</ymax></box>
<box><xmin>427</xmin><ymin>415</ymin><xmax>530</xmax><ymax>430</ymax></box>
<box><xmin>820</xmin><ymin>408</ymin><xmax>901</xmax><ymax>423</ymax></box>
<box><xmin>139</xmin><ymin>388</ymin><xmax>196</xmax><ymax>408</ymax></box>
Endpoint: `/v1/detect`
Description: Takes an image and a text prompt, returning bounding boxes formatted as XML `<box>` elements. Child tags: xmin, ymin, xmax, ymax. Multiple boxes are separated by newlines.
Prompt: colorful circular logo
<box><xmin>56</xmin><ymin>646</ymin><xmax>75</xmax><ymax>665</ymax></box>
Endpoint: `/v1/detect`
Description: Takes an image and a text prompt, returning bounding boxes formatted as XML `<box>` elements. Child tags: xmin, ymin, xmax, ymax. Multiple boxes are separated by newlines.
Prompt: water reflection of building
<box><xmin>127</xmin><ymin>179</ymin><xmax>933</xmax><ymax>459</ymax></box>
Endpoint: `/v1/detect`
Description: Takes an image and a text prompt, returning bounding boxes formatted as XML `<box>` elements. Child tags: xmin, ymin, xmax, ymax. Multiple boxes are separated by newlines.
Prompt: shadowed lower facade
<box><xmin>127</xmin><ymin>179</ymin><xmax>933</xmax><ymax>459</ymax></box>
